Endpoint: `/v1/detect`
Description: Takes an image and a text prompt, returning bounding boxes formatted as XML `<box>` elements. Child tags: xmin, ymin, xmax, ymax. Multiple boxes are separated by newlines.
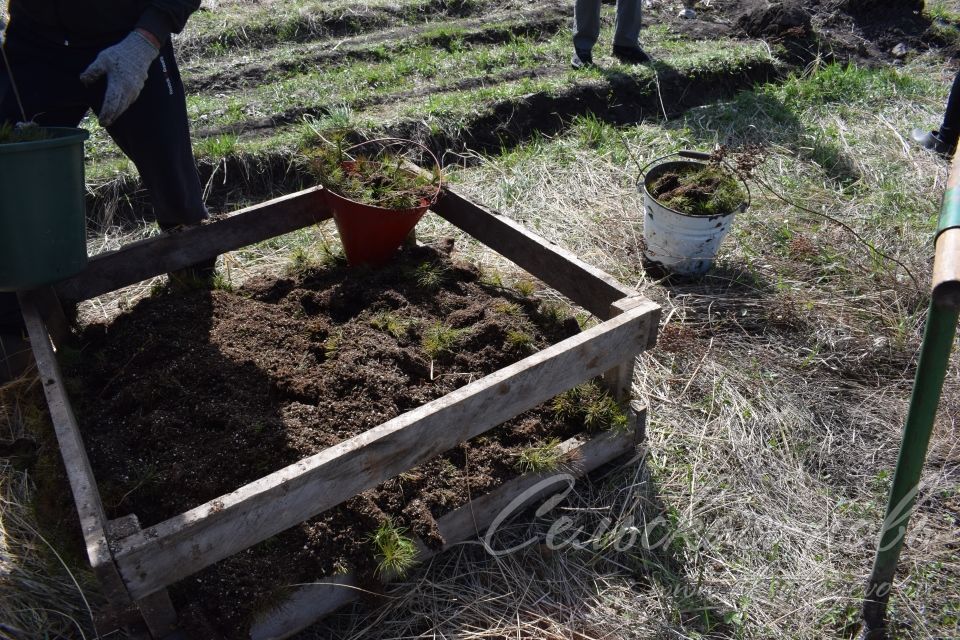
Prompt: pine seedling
<box><xmin>421</xmin><ymin>322</ymin><xmax>466</xmax><ymax>359</ymax></box>
<box><xmin>370</xmin><ymin>519</ymin><xmax>418</xmax><ymax>578</ymax></box>
<box><xmin>516</xmin><ymin>438</ymin><xmax>566</xmax><ymax>473</ymax></box>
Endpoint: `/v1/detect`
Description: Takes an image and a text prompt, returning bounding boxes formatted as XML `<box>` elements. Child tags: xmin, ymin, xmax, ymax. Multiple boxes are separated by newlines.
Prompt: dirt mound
<box><xmin>663</xmin><ymin>0</ymin><xmax>946</xmax><ymax>64</ymax></box>
<box><xmin>737</xmin><ymin>3</ymin><xmax>812</xmax><ymax>39</ymax></box>
<box><xmin>66</xmin><ymin>242</ymin><xmax>613</xmax><ymax>636</ymax></box>
<box><xmin>829</xmin><ymin>0</ymin><xmax>922</xmax><ymax>15</ymax></box>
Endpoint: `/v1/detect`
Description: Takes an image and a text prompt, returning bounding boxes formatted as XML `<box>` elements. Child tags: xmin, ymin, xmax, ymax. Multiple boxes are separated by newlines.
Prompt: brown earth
<box><xmin>64</xmin><ymin>242</ymin><xmax>615</xmax><ymax>637</ymax></box>
<box><xmin>654</xmin><ymin>0</ymin><xmax>941</xmax><ymax>63</ymax></box>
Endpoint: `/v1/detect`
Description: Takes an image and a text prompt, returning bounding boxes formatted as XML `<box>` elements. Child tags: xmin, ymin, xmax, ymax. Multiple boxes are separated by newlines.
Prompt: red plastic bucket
<box><xmin>323</xmin><ymin>138</ymin><xmax>441</xmax><ymax>267</ymax></box>
<box><xmin>326</xmin><ymin>189</ymin><xmax>430</xmax><ymax>267</ymax></box>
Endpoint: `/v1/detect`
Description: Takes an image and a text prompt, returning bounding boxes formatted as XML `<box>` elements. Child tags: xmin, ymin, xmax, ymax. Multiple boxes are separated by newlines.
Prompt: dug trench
<box><xmin>84</xmin><ymin>0</ymin><xmax>947</xmax><ymax>228</ymax></box>
<box><xmin>62</xmin><ymin>243</ymin><xmax>633</xmax><ymax>637</ymax></box>
<box><xmin>87</xmin><ymin>57</ymin><xmax>780</xmax><ymax>229</ymax></box>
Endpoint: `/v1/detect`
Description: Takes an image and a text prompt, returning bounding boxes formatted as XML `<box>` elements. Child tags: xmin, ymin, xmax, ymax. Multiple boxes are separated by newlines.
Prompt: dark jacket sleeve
<box><xmin>136</xmin><ymin>0</ymin><xmax>200</xmax><ymax>45</ymax></box>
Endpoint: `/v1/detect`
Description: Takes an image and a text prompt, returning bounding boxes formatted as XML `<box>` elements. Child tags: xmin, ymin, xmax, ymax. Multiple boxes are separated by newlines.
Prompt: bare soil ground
<box><xmin>64</xmin><ymin>243</ymin><xmax>600</xmax><ymax>637</ymax></box>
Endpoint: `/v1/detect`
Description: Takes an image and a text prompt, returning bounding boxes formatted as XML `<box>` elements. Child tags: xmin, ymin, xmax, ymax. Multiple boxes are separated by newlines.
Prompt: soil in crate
<box><xmin>65</xmin><ymin>242</ymin><xmax>624</xmax><ymax>636</ymax></box>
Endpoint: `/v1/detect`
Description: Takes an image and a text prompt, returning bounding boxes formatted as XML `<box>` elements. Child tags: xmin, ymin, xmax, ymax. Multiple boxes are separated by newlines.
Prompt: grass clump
<box><xmin>552</xmin><ymin>382</ymin><xmax>630</xmax><ymax>433</ymax></box>
<box><xmin>421</xmin><ymin>322</ymin><xmax>467</xmax><ymax>359</ymax></box>
<box><xmin>322</xmin><ymin>330</ymin><xmax>342</xmax><ymax>360</ymax></box>
<box><xmin>369</xmin><ymin>519</ymin><xmax>418</xmax><ymax>578</ymax></box>
<box><xmin>538</xmin><ymin>302</ymin><xmax>569</xmax><ymax>327</ymax></box>
<box><xmin>305</xmin><ymin>137</ymin><xmax>440</xmax><ymax>210</ymax></box>
<box><xmin>287</xmin><ymin>246</ymin><xmax>316</xmax><ymax>274</ymax></box>
<box><xmin>513</xmin><ymin>279</ymin><xmax>537</xmax><ymax>297</ymax></box>
<box><xmin>650</xmin><ymin>162</ymin><xmax>746</xmax><ymax>216</ymax></box>
<box><xmin>493</xmin><ymin>301</ymin><xmax>522</xmax><ymax>316</ymax></box>
<box><xmin>515</xmin><ymin>438</ymin><xmax>566</xmax><ymax>473</ymax></box>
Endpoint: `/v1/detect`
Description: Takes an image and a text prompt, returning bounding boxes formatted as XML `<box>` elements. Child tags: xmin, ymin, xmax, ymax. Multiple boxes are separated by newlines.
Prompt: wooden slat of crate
<box><xmin>250</xmin><ymin>419</ymin><xmax>644</xmax><ymax>640</ymax></box>
<box><xmin>55</xmin><ymin>187</ymin><xmax>329</xmax><ymax>304</ymax></box>
<box><xmin>18</xmin><ymin>295</ymin><xmax>132</xmax><ymax>609</ymax></box>
<box><xmin>431</xmin><ymin>190</ymin><xmax>635</xmax><ymax>318</ymax></box>
<box><xmin>54</xmin><ymin>186</ymin><xmax>635</xmax><ymax>320</ymax></box>
<box><xmin>110</xmin><ymin>300</ymin><xmax>659</xmax><ymax>601</ymax></box>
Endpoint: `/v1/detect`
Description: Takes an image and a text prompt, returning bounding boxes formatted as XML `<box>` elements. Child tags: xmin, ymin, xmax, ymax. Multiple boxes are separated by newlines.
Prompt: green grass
<box><xmin>370</xmin><ymin>311</ymin><xmax>414</xmax><ymax>339</ymax></box>
<box><xmin>409</xmin><ymin>260</ymin><xmax>449</xmax><ymax>291</ymax></box>
<box><xmin>504</xmin><ymin>329</ymin><xmax>534</xmax><ymax>352</ymax></box>
<box><xmin>194</xmin><ymin>134</ymin><xmax>240</xmax><ymax>159</ymax></box>
<box><xmin>925</xmin><ymin>0</ymin><xmax>960</xmax><ymax>22</ymax></box>
<box><xmin>776</xmin><ymin>62</ymin><xmax>932</xmax><ymax>111</ymax></box>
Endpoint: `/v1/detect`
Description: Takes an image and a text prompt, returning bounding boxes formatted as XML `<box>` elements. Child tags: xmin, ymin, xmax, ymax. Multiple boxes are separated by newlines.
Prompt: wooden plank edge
<box><xmin>933</xmin><ymin>227</ymin><xmax>960</xmax><ymax>310</ymax></box>
<box><xmin>56</xmin><ymin>187</ymin><xmax>331</xmax><ymax>303</ymax></box>
<box><xmin>249</xmin><ymin>424</ymin><xmax>642</xmax><ymax>640</ymax></box>
<box><xmin>19</xmin><ymin>296</ymin><xmax>133</xmax><ymax>608</ymax></box>
<box><xmin>431</xmin><ymin>188</ymin><xmax>636</xmax><ymax>319</ymax></box>
<box><xmin>603</xmin><ymin>295</ymin><xmax>662</xmax><ymax>401</ymax></box>
<box><xmin>109</xmin><ymin>515</ymin><xmax>179</xmax><ymax>638</ymax></box>
<box><xmin>111</xmin><ymin>300</ymin><xmax>660</xmax><ymax>600</ymax></box>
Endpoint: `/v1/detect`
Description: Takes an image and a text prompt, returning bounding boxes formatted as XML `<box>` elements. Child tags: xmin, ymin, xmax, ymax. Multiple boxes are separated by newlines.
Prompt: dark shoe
<box><xmin>571</xmin><ymin>49</ymin><xmax>594</xmax><ymax>69</ymax></box>
<box><xmin>612</xmin><ymin>45</ymin><xmax>651</xmax><ymax>64</ymax></box>
<box><xmin>168</xmin><ymin>256</ymin><xmax>218</xmax><ymax>290</ymax></box>
<box><xmin>160</xmin><ymin>221</ymin><xmax>219</xmax><ymax>290</ymax></box>
<box><xmin>911</xmin><ymin>128</ymin><xmax>956</xmax><ymax>156</ymax></box>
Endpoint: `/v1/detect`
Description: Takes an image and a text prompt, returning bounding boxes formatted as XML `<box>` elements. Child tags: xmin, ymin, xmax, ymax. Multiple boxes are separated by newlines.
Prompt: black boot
<box><xmin>160</xmin><ymin>222</ymin><xmax>219</xmax><ymax>289</ymax></box>
<box><xmin>612</xmin><ymin>45</ymin><xmax>651</xmax><ymax>64</ymax></box>
<box><xmin>571</xmin><ymin>48</ymin><xmax>594</xmax><ymax>69</ymax></box>
<box><xmin>910</xmin><ymin>128</ymin><xmax>956</xmax><ymax>156</ymax></box>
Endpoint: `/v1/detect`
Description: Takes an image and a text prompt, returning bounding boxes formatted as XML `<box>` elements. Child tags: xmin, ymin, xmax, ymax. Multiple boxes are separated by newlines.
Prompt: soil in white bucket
<box><xmin>641</xmin><ymin>159</ymin><xmax>747</xmax><ymax>276</ymax></box>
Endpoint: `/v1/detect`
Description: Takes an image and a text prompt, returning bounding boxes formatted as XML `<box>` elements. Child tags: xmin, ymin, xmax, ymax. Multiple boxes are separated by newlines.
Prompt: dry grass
<box><xmin>0</xmin><ymin>375</ymin><xmax>101</xmax><ymax>639</ymax></box>
<box><xmin>291</xmin><ymin>57</ymin><xmax>960</xmax><ymax>639</ymax></box>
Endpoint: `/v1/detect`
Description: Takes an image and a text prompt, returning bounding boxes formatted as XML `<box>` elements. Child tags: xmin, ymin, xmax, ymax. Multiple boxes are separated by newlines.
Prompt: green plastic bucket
<box><xmin>0</xmin><ymin>127</ymin><xmax>89</xmax><ymax>291</ymax></box>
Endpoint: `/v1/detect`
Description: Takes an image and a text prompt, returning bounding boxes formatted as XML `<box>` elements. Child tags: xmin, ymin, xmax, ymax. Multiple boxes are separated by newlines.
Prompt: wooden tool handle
<box><xmin>933</xmin><ymin>227</ymin><xmax>960</xmax><ymax>310</ymax></box>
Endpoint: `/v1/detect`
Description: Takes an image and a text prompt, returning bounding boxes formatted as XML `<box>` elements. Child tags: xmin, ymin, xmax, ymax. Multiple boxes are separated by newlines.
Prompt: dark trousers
<box><xmin>940</xmin><ymin>70</ymin><xmax>960</xmax><ymax>146</ymax></box>
<box><xmin>0</xmin><ymin>18</ymin><xmax>206</xmax><ymax>331</ymax></box>
<box><xmin>573</xmin><ymin>0</ymin><xmax>642</xmax><ymax>52</ymax></box>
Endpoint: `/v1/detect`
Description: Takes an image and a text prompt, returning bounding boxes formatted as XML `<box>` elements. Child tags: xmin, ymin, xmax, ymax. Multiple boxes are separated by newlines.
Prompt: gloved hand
<box><xmin>79</xmin><ymin>31</ymin><xmax>159</xmax><ymax>127</ymax></box>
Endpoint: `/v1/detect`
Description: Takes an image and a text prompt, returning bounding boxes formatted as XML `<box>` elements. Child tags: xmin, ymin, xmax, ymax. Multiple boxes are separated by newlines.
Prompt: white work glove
<box><xmin>79</xmin><ymin>31</ymin><xmax>159</xmax><ymax>127</ymax></box>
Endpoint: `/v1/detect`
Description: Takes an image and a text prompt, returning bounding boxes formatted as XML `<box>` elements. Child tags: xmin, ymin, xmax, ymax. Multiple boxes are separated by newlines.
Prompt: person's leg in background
<box><xmin>103</xmin><ymin>41</ymin><xmax>206</xmax><ymax>229</ymax></box>
<box><xmin>912</xmin><ymin>70</ymin><xmax>960</xmax><ymax>156</ymax></box>
<box><xmin>1</xmin><ymin>23</ymin><xmax>93</xmax><ymax>380</ymax></box>
<box><xmin>572</xmin><ymin>0</ymin><xmax>601</xmax><ymax>68</ymax></box>
<box><xmin>101</xmin><ymin>40</ymin><xmax>214</xmax><ymax>283</ymax></box>
<box><xmin>612</xmin><ymin>0</ymin><xmax>649</xmax><ymax>63</ymax></box>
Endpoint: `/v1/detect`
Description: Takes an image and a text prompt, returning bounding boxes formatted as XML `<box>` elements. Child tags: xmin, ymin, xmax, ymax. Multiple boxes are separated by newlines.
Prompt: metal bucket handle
<box><xmin>638</xmin><ymin>149</ymin><xmax>752</xmax><ymax>213</ymax></box>
<box><xmin>340</xmin><ymin>137</ymin><xmax>444</xmax><ymax>205</ymax></box>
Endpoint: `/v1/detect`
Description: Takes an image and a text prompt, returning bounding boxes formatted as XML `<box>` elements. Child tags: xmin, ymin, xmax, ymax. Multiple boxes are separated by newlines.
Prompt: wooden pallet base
<box><xmin>250</xmin><ymin>409</ymin><xmax>643</xmax><ymax>640</ymax></box>
<box><xmin>18</xmin><ymin>185</ymin><xmax>660</xmax><ymax>639</ymax></box>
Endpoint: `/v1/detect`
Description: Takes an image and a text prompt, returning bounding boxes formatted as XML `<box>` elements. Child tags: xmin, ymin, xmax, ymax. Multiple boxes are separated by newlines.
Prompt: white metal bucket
<box><xmin>640</xmin><ymin>155</ymin><xmax>748</xmax><ymax>276</ymax></box>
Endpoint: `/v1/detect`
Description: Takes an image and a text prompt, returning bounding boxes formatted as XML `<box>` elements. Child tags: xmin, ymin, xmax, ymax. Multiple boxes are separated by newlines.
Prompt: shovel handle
<box><xmin>933</xmin><ymin>227</ymin><xmax>960</xmax><ymax>310</ymax></box>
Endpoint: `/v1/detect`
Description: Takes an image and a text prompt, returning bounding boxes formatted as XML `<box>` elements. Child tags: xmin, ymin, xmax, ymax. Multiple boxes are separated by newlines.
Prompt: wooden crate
<box><xmin>18</xmin><ymin>185</ymin><xmax>660</xmax><ymax>639</ymax></box>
